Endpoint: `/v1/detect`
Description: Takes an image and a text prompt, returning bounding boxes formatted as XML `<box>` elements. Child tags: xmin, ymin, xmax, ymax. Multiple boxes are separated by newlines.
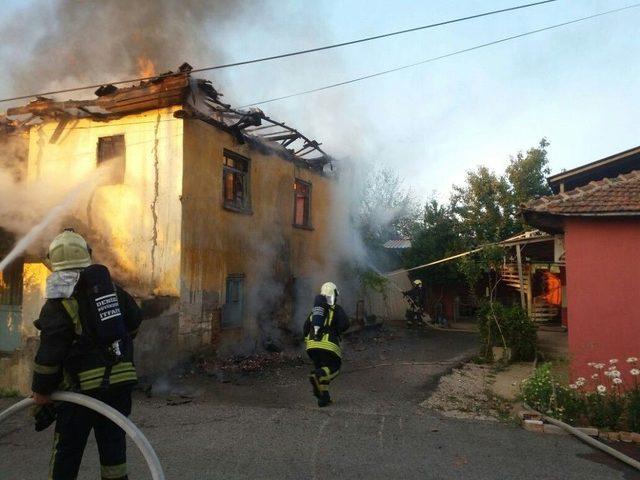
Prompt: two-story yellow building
<box><xmin>0</xmin><ymin>65</ymin><xmax>339</xmax><ymax>392</ymax></box>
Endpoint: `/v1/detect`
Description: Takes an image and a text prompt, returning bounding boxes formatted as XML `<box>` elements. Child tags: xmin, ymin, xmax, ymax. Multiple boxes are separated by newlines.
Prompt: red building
<box><xmin>523</xmin><ymin>147</ymin><xmax>640</xmax><ymax>380</ymax></box>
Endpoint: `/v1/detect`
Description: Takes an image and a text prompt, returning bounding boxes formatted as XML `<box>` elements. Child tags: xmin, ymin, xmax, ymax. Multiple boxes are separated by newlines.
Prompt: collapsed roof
<box><xmin>3</xmin><ymin>63</ymin><xmax>332</xmax><ymax>171</ymax></box>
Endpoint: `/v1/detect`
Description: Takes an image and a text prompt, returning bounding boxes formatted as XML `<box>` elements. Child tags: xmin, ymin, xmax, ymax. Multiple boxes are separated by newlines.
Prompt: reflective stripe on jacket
<box><xmin>62</xmin><ymin>297</ymin><xmax>138</xmax><ymax>392</ymax></box>
<box><xmin>305</xmin><ymin>307</ymin><xmax>342</xmax><ymax>357</ymax></box>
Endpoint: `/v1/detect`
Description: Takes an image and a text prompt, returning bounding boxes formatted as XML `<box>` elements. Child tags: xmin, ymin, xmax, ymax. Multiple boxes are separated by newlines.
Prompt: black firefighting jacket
<box><xmin>32</xmin><ymin>285</ymin><xmax>141</xmax><ymax>395</ymax></box>
<box><xmin>303</xmin><ymin>304</ymin><xmax>350</xmax><ymax>358</ymax></box>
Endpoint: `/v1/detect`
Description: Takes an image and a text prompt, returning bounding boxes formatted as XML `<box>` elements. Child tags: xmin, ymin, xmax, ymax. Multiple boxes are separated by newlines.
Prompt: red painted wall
<box><xmin>565</xmin><ymin>218</ymin><xmax>640</xmax><ymax>382</ymax></box>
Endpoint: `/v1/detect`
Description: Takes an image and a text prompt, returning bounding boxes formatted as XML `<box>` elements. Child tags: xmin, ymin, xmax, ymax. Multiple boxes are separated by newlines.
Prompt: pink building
<box><xmin>523</xmin><ymin>147</ymin><xmax>640</xmax><ymax>380</ymax></box>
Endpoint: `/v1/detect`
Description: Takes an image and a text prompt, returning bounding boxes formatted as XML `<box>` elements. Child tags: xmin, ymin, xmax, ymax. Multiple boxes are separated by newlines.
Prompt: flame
<box><xmin>137</xmin><ymin>57</ymin><xmax>156</xmax><ymax>78</ymax></box>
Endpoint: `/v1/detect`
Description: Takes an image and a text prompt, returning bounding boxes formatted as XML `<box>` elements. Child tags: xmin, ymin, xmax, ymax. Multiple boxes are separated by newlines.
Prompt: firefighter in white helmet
<box><xmin>303</xmin><ymin>282</ymin><xmax>350</xmax><ymax>407</ymax></box>
<box><xmin>403</xmin><ymin>278</ymin><xmax>425</xmax><ymax>326</ymax></box>
<box><xmin>31</xmin><ymin>228</ymin><xmax>142</xmax><ymax>480</ymax></box>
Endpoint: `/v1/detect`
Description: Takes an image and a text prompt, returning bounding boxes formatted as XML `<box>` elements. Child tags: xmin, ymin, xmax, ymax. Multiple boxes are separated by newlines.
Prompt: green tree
<box><xmin>506</xmin><ymin>138</ymin><xmax>552</xmax><ymax>230</ymax></box>
<box><xmin>450</xmin><ymin>166</ymin><xmax>514</xmax><ymax>244</ymax></box>
<box><xmin>403</xmin><ymin>199</ymin><xmax>463</xmax><ymax>288</ymax></box>
<box><xmin>450</xmin><ymin>138</ymin><xmax>552</xmax><ymax>245</ymax></box>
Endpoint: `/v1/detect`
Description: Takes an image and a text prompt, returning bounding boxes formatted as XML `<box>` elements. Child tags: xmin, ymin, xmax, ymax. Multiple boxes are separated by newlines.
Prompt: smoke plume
<box><xmin>0</xmin><ymin>0</ymin><xmax>251</xmax><ymax>95</ymax></box>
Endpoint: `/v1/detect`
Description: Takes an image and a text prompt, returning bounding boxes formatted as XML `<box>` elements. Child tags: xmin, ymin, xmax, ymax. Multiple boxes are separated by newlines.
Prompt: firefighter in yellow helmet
<box><xmin>303</xmin><ymin>282</ymin><xmax>350</xmax><ymax>407</ymax></box>
<box><xmin>31</xmin><ymin>229</ymin><xmax>141</xmax><ymax>480</ymax></box>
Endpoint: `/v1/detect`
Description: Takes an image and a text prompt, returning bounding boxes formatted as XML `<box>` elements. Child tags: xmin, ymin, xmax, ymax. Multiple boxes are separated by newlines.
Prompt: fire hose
<box><xmin>524</xmin><ymin>403</ymin><xmax>640</xmax><ymax>472</ymax></box>
<box><xmin>0</xmin><ymin>391</ymin><xmax>165</xmax><ymax>480</ymax></box>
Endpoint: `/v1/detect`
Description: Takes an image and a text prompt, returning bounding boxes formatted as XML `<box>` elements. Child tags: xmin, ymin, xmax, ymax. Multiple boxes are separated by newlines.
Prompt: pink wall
<box><xmin>565</xmin><ymin>218</ymin><xmax>640</xmax><ymax>381</ymax></box>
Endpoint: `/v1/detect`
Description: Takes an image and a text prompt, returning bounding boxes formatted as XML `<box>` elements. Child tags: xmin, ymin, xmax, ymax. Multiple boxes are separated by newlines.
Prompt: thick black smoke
<box><xmin>0</xmin><ymin>0</ymin><xmax>256</xmax><ymax>95</ymax></box>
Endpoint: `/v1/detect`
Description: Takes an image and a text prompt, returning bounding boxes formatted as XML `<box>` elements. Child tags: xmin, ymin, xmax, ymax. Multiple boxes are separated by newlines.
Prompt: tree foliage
<box><xmin>358</xmin><ymin>165</ymin><xmax>419</xmax><ymax>271</ymax></box>
<box><xmin>402</xmin><ymin>199</ymin><xmax>464</xmax><ymax>288</ymax></box>
<box><xmin>404</xmin><ymin>139</ymin><xmax>552</xmax><ymax>290</ymax></box>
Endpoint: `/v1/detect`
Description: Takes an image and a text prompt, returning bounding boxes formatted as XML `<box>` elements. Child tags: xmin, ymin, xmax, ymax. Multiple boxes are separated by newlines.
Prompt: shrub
<box><xmin>477</xmin><ymin>301</ymin><xmax>537</xmax><ymax>362</ymax></box>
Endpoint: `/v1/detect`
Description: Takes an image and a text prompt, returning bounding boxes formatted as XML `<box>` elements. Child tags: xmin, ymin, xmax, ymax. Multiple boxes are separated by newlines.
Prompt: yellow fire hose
<box><xmin>0</xmin><ymin>391</ymin><xmax>165</xmax><ymax>480</ymax></box>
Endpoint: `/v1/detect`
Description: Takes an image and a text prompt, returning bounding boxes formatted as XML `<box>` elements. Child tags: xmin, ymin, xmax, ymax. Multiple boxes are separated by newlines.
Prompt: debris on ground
<box><xmin>166</xmin><ymin>395</ymin><xmax>194</xmax><ymax>406</ymax></box>
<box><xmin>421</xmin><ymin>363</ymin><xmax>511</xmax><ymax>421</ymax></box>
<box><xmin>196</xmin><ymin>352</ymin><xmax>306</xmax><ymax>379</ymax></box>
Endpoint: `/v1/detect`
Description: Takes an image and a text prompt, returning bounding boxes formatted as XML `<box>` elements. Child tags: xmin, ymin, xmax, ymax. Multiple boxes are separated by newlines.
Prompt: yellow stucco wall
<box><xmin>180</xmin><ymin>119</ymin><xmax>335</xmax><ymax>349</ymax></box>
<box><xmin>26</xmin><ymin>108</ymin><xmax>183</xmax><ymax>296</ymax></box>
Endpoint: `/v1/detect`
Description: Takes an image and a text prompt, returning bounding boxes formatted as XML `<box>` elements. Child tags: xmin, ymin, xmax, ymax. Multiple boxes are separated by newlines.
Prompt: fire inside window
<box><xmin>97</xmin><ymin>135</ymin><xmax>126</xmax><ymax>184</ymax></box>
<box><xmin>222</xmin><ymin>275</ymin><xmax>244</xmax><ymax>329</ymax></box>
<box><xmin>223</xmin><ymin>150</ymin><xmax>250</xmax><ymax>212</ymax></box>
<box><xmin>294</xmin><ymin>179</ymin><xmax>312</xmax><ymax>228</ymax></box>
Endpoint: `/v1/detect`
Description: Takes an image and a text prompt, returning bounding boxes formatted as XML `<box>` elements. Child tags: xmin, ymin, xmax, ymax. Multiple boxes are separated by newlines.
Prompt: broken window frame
<box><xmin>293</xmin><ymin>179</ymin><xmax>312</xmax><ymax>229</ymax></box>
<box><xmin>97</xmin><ymin>134</ymin><xmax>126</xmax><ymax>184</ymax></box>
<box><xmin>222</xmin><ymin>274</ymin><xmax>245</xmax><ymax>329</ymax></box>
<box><xmin>0</xmin><ymin>258</ymin><xmax>23</xmax><ymax>307</ymax></box>
<box><xmin>222</xmin><ymin>150</ymin><xmax>251</xmax><ymax>214</ymax></box>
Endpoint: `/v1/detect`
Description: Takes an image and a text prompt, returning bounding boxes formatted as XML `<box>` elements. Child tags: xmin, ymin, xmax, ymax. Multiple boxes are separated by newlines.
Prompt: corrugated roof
<box><xmin>522</xmin><ymin>170</ymin><xmax>640</xmax><ymax>216</ymax></box>
<box><xmin>383</xmin><ymin>239</ymin><xmax>412</xmax><ymax>249</ymax></box>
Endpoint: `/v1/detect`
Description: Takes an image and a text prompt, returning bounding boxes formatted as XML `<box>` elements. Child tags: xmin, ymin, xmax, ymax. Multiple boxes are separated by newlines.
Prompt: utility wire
<box><xmin>0</xmin><ymin>1</ymin><xmax>556</xmax><ymax>104</ymax></box>
<box><xmin>241</xmin><ymin>3</ymin><xmax>640</xmax><ymax>107</ymax></box>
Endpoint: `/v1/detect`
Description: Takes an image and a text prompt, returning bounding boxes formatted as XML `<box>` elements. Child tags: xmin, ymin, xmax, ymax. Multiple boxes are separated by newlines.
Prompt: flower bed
<box><xmin>521</xmin><ymin>357</ymin><xmax>640</xmax><ymax>432</ymax></box>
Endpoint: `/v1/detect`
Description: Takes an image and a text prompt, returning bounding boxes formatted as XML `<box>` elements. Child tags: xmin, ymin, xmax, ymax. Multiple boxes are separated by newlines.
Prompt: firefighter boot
<box><xmin>318</xmin><ymin>390</ymin><xmax>332</xmax><ymax>408</ymax></box>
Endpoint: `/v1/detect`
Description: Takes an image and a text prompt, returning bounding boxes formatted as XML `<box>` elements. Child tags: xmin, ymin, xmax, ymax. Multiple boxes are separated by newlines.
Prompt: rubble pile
<box><xmin>421</xmin><ymin>363</ymin><xmax>510</xmax><ymax>421</ymax></box>
<box><xmin>197</xmin><ymin>352</ymin><xmax>305</xmax><ymax>377</ymax></box>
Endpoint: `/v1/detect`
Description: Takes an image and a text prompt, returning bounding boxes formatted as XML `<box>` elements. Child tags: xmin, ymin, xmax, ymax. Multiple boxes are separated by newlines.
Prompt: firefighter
<box><xmin>303</xmin><ymin>282</ymin><xmax>350</xmax><ymax>407</ymax></box>
<box><xmin>403</xmin><ymin>279</ymin><xmax>425</xmax><ymax>326</ymax></box>
<box><xmin>31</xmin><ymin>229</ymin><xmax>141</xmax><ymax>480</ymax></box>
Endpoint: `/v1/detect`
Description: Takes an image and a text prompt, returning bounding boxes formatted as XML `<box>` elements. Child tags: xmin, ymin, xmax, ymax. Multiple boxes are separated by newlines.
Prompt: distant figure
<box><xmin>31</xmin><ymin>228</ymin><xmax>141</xmax><ymax>480</ymax></box>
<box><xmin>403</xmin><ymin>279</ymin><xmax>425</xmax><ymax>326</ymax></box>
<box><xmin>303</xmin><ymin>282</ymin><xmax>350</xmax><ymax>407</ymax></box>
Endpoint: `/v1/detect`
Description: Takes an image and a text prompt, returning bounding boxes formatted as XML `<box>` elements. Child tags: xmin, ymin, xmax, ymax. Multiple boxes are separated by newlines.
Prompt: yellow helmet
<box><xmin>47</xmin><ymin>229</ymin><xmax>92</xmax><ymax>272</ymax></box>
<box><xmin>320</xmin><ymin>281</ymin><xmax>339</xmax><ymax>306</ymax></box>
<box><xmin>413</xmin><ymin>279</ymin><xmax>422</xmax><ymax>287</ymax></box>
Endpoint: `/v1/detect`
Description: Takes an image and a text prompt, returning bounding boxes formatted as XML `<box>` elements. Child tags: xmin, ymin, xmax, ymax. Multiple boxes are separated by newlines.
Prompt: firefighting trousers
<box><xmin>49</xmin><ymin>386</ymin><xmax>132</xmax><ymax>480</ymax></box>
<box><xmin>307</xmin><ymin>348</ymin><xmax>341</xmax><ymax>394</ymax></box>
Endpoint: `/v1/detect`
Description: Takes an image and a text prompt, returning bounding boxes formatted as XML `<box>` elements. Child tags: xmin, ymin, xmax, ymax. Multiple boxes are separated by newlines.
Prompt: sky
<box><xmin>1</xmin><ymin>0</ymin><xmax>639</xmax><ymax>203</ymax></box>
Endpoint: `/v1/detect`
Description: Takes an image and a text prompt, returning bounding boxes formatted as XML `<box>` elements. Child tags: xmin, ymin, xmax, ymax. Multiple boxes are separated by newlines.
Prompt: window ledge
<box><xmin>293</xmin><ymin>223</ymin><xmax>314</xmax><ymax>231</ymax></box>
<box><xmin>223</xmin><ymin>203</ymin><xmax>253</xmax><ymax>215</ymax></box>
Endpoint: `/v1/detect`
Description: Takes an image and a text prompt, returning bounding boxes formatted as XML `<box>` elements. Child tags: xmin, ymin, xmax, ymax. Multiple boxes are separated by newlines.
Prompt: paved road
<box><xmin>1</xmin><ymin>327</ymin><xmax>638</xmax><ymax>479</ymax></box>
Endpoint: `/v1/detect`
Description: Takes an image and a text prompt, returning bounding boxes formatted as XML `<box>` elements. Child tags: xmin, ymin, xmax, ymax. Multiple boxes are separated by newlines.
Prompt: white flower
<box><xmin>626</xmin><ymin>357</ymin><xmax>638</xmax><ymax>363</ymax></box>
<box><xmin>597</xmin><ymin>385</ymin><xmax>607</xmax><ymax>394</ymax></box>
<box><xmin>591</xmin><ymin>373</ymin><xmax>599</xmax><ymax>379</ymax></box>
<box><xmin>631</xmin><ymin>369</ymin><xmax>640</xmax><ymax>376</ymax></box>
<box><xmin>569</xmin><ymin>383</ymin><xmax>578</xmax><ymax>389</ymax></box>
<box><xmin>604</xmin><ymin>371</ymin><xmax>613</xmax><ymax>377</ymax></box>
<box><xmin>610</xmin><ymin>359</ymin><xmax>619</xmax><ymax>364</ymax></box>
<box><xmin>611</xmin><ymin>370</ymin><xmax>621</xmax><ymax>378</ymax></box>
<box><xmin>587</xmin><ymin>362</ymin><xmax>595</xmax><ymax>367</ymax></box>
<box><xmin>594</xmin><ymin>363</ymin><xmax>605</xmax><ymax>369</ymax></box>
<box><xmin>613</xmin><ymin>378</ymin><xmax>623</xmax><ymax>385</ymax></box>
<box><xmin>576</xmin><ymin>378</ymin><xmax>586</xmax><ymax>387</ymax></box>
<box><xmin>608</xmin><ymin>365</ymin><xmax>617</xmax><ymax>371</ymax></box>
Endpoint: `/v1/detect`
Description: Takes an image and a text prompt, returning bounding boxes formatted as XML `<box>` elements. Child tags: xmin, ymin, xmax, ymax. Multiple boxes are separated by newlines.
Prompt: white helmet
<box><xmin>320</xmin><ymin>282</ymin><xmax>339</xmax><ymax>306</ymax></box>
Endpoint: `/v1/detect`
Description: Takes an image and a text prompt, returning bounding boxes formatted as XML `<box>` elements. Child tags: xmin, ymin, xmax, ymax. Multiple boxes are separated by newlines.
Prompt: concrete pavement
<box><xmin>1</xmin><ymin>327</ymin><xmax>638</xmax><ymax>479</ymax></box>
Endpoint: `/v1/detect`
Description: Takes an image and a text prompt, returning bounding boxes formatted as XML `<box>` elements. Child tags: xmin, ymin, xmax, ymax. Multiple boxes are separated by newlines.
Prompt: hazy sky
<box><xmin>1</xmin><ymin>0</ymin><xmax>639</xmax><ymax>202</ymax></box>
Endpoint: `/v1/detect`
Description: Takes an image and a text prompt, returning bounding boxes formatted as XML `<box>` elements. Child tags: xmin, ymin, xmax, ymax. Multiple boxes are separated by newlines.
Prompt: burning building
<box><xmin>0</xmin><ymin>64</ymin><xmax>339</xmax><ymax>392</ymax></box>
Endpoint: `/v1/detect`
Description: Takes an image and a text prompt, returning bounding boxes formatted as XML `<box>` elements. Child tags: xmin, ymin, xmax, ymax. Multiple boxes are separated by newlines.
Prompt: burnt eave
<box><xmin>3</xmin><ymin>64</ymin><xmax>333</xmax><ymax>171</ymax></box>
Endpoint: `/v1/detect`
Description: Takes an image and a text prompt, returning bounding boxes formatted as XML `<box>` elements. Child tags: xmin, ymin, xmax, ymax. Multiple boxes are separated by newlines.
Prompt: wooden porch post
<box><xmin>515</xmin><ymin>244</ymin><xmax>526</xmax><ymax>310</ymax></box>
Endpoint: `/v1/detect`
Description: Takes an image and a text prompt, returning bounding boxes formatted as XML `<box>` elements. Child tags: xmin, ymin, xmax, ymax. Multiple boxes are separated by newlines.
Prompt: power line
<box><xmin>0</xmin><ymin>1</ymin><xmax>556</xmax><ymax>104</ymax></box>
<box><xmin>241</xmin><ymin>3</ymin><xmax>640</xmax><ymax>107</ymax></box>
